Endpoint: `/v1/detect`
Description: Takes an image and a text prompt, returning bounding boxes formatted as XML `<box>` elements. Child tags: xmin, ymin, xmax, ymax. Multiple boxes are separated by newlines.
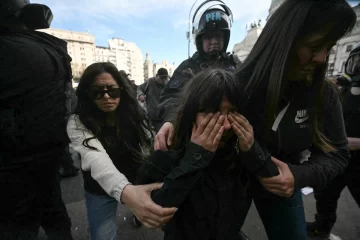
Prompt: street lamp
<box><xmin>187</xmin><ymin>0</ymin><xmax>198</xmax><ymax>58</ymax></box>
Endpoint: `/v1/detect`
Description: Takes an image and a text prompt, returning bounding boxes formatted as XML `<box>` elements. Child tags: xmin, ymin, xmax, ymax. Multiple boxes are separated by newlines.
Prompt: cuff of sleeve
<box><xmin>165</xmin><ymin>142</ymin><xmax>214</xmax><ymax>180</ymax></box>
<box><xmin>116</xmin><ymin>181</ymin><xmax>132</xmax><ymax>203</ymax></box>
<box><xmin>239</xmin><ymin>140</ymin><xmax>279</xmax><ymax>177</ymax></box>
<box><xmin>287</xmin><ymin>164</ymin><xmax>313</xmax><ymax>190</ymax></box>
<box><xmin>183</xmin><ymin>142</ymin><xmax>215</xmax><ymax>169</ymax></box>
<box><xmin>164</xmin><ymin>113</ymin><xmax>177</xmax><ymax>125</ymax></box>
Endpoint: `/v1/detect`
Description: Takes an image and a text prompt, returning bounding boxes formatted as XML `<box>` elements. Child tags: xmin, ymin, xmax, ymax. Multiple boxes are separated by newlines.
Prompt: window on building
<box><xmin>330</xmin><ymin>48</ymin><xmax>335</xmax><ymax>55</ymax></box>
<box><xmin>329</xmin><ymin>63</ymin><xmax>334</xmax><ymax>70</ymax></box>
<box><xmin>346</xmin><ymin>45</ymin><xmax>353</xmax><ymax>52</ymax></box>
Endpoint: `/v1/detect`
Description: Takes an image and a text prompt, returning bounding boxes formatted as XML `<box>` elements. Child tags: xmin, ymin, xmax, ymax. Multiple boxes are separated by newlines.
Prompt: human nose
<box><xmin>222</xmin><ymin>114</ymin><xmax>231</xmax><ymax>131</ymax></box>
<box><xmin>103</xmin><ymin>91</ymin><xmax>110</xmax><ymax>99</ymax></box>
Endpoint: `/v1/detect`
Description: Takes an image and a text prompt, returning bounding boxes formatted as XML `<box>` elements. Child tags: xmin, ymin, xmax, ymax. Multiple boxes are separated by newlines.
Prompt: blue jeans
<box><xmin>85</xmin><ymin>192</ymin><xmax>118</xmax><ymax>240</ymax></box>
<box><xmin>254</xmin><ymin>190</ymin><xmax>307</xmax><ymax>240</ymax></box>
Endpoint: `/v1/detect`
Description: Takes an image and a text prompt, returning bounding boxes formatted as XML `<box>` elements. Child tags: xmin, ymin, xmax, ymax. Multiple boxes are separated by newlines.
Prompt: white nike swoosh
<box><xmin>295</xmin><ymin>116</ymin><xmax>309</xmax><ymax>124</ymax></box>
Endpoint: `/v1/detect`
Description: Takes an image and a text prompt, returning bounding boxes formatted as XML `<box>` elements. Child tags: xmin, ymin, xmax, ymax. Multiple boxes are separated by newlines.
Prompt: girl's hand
<box><xmin>229</xmin><ymin>112</ymin><xmax>254</xmax><ymax>152</ymax></box>
<box><xmin>191</xmin><ymin>112</ymin><xmax>225</xmax><ymax>152</ymax></box>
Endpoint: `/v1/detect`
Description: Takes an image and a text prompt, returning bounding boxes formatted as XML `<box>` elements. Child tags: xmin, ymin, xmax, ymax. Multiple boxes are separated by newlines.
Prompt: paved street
<box><xmin>39</xmin><ymin>154</ymin><xmax>360</xmax><ymax>240</ymax></box>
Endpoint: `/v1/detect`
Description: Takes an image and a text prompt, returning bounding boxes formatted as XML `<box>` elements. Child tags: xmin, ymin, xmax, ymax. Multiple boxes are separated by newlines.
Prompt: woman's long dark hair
<box><xmin>75</xmin><ymin>62</ymin><xmax>151</xmax><ymax>161</ymax></box>
<box><xmin>236</xmin><ymin>0</ymin><xmax>356</xmax><ymax>152</ymax></box>
<box><xmin>172</xmin><ymin>68</ymin><xmax>245</xmax><ymax>149</ymax></box>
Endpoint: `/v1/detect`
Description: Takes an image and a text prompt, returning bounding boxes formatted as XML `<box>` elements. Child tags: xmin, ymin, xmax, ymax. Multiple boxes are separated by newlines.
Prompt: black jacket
<box><xmin>341</xmin><ymin>87</ymin><xmax>360</xmax><ymax>159</ymax></box>
<box><xmin>137</xmin><ymin>138</ymin><xmax>268</xmax><ymax>240</ymax></box>
<box><xmin>137</xmin><ymin>77</ymin><xmax>165</xmax><ymax>122</ymax></box>
<box><xmin>242</xmin><ymin>80</ymin><xmax>350</xmax><ymax>197</ymax></box>
<box><xmin>157</xmin><ymin>52</ymin><xmax>240</xmax><ymax>125</ymax></box>
<box><xmin>0</xmin><ymin>28</ymin><xmax>72</xmax><ymax>166</ymax></box>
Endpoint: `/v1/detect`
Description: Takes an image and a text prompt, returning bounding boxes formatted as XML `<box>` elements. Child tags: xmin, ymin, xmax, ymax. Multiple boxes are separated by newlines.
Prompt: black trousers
<box><xmin>60</xmin><ymin>145</ymin><xmax>76</xmax><ymax>170</ymax></box>
<box><xmin>314</xmin><ymin>153</ymin><xmax>360</xmax><ymax>231</ymax></box>
<box><xmin>0</xmin><ymin>157</ymin><xmax>73</xmax><ymax>240</ymax></box>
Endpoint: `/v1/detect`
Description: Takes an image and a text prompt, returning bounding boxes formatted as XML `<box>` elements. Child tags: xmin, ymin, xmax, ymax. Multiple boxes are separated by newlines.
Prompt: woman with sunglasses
<box><xmin>67</xmin><ymin>62</ymin><xmax>177</xmax><ymax>240</ymax></box>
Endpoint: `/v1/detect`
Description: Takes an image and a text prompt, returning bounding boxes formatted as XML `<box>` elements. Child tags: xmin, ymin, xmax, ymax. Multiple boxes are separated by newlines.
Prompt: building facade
<box><xmin>233</xmin><ymin>23</ymin><xmax>263</xmax><ymax>61</ymax></box>
<box><xmin>95</xmin><ymin>46</ymin><xmax>115</xmax><ymax>64</ymax></box>
<box><xmin>144</xmin><ymin>53</ymin><xmax>154</xmax><ymax>80</ymax></box>
<box><xmin>38</xmin><ymin>28</ymin><xmax>96</xmax><ymax>78</ymax></box>
<box><xmin>268</xmin><ymin>0</ymin><xmax>285</xmax><ymax>19</ymax></box>
<box><xmin>38</xmin><ymin>29</ymin><xmax>146</xmax><ymax>84</ymax></box>
<box><xmin>143</xmin><ymin>53</ymin><xmax>175</xmax><ymax>81</ymax></box>
<box><xmin>94</xmin><ymin>39</ymin><xmax>145</xmax><ymax>84</ymax></box>
<box><xmin>153</xmin><ymin>60</ymin><xmax>175</xmax><ymax>78</ymax></box>
<box><xmin>328</xmin><ymin>3</ymin><xmax>360</xmax><ymax>76</ymax></box>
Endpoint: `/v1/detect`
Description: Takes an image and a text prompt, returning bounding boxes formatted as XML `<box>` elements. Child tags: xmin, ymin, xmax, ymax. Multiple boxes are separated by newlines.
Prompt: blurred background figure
<box><xmin>137</xmin><ymin>68</ymin><xmax>169</xmax><ymax>131</ymax></box>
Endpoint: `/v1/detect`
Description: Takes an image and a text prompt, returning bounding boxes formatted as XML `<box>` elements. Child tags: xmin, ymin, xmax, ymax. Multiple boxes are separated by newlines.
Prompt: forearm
<box><xmin>83</xmin><ymin>151</ymin><xmax>130</xmax><ymax>201</ymax></box>
<box><xmin>239</xmin><ymin>140</ymin><xmax>279</xmax><ymax>177</ymax></box>
<box><xmin>348</xmin><ymin>137</ymin><xmax>360</xmax><ymax>151</ymax></box>
<box><xmin>288</xmin><ymin>146</ymin><xmax>349</xmax><ymax>190</ymax></box>
<box><xmin>67</xmin><ymin>115</ymin><xmax>130</xmax><ymax>201</ymax></box>
<box><xmin>151</xmin><ymin>143</ymin><xmax>214</xmax><ymax>208</ymax></box>
<box><xmin>151</xmin><ymin>171</ymin><xmax>203</xmax><ymax>208</ymax></box>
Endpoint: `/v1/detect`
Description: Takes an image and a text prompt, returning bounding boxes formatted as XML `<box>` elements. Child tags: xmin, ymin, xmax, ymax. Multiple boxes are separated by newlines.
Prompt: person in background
<box><xmin>60</xmin><ymin>86</ymin><xmax>80</xmax><ymax>178</ymax></box>
<box><xmin>307</xmin><ymin>43</ymin><xmax>360</xmax><ymax>240</ymax></box>
<box><xmin>67</xmin><ymin>62</ymin><xmax>177</xmax><ymax>240</ymax></box>
<box><xmin>137</xmin><ymin>68</ymin><xmax>169</xmax><ymax>131</ymax></box>
<box><xmin>0</xmin><ymin>0</ymin><xmax>73</xmax><ymax>238</ymax></box>
<box><xmin>130</xmin><ymin>80</ymin><xmax>138</xmax><ymax>92</ymax></box>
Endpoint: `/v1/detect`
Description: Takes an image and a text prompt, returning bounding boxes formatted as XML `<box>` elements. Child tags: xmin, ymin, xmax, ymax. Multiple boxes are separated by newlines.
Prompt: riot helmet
<box><xmin>345</xmin><ymin>43</ymin><xmax>360</xmax><ymax>87</ymax></box>
<box><xmin>0</xmin><ymin>0</ymin><xmax>53</xmax><ymax>30</ymax></box>
<box><xmin>192</xmin><ymin>0</ymin><xmax>233</xmax><ymax>56</ymax></box>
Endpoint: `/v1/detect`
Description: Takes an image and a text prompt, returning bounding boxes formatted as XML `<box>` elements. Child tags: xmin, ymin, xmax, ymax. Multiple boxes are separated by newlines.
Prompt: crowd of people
<box><xmin>0</xmin><ymin>0</ymin><xmax>359</xmax><ymax>240</ymax></box>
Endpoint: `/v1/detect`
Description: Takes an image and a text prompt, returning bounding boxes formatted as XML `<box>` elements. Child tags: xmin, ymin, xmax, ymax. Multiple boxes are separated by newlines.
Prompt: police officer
<box><xmin>0</xmin><ymin>0</ymin><xmax>73</xmax><ymax>239</ymax></box>
<box><xmin>155</xmin><ymin>0</ymin><xmax>241</xmax><ymax>151</ymax></box>
<box><xmin>307</xmin><ymin>43</ymin><xmax>360</xmax><ymax>239</ymax></box>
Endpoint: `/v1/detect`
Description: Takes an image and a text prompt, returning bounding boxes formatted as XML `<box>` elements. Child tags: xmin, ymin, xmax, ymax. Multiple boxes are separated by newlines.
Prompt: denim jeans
<box><xmin>254</xmin><ymin>190</ymin><xmax>307</xmax><ymax>240</ymax></box>
<box><xmin>85</xmin><ymin>192</ymin><xmax>118</xmax><ymax>240</ymax></box>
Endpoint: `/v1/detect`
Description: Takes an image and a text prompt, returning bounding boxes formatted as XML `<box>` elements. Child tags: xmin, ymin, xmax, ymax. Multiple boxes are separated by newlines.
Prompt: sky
<box><xmin>35</xmin><ymin>0</ymin><xmax>359</xmax><ymax>67</ymax></box>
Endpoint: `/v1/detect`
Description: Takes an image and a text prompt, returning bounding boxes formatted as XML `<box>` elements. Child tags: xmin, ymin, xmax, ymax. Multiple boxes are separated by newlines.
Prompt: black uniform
<box><xmin>0</xmin><ymin>28</ymin><xmax>73</xmax><ymax>239</ymax></box>
<box><xmin>311</xmin><ymin>87</ymin><xmax>360</xmax><ymax>232</ymax></box>
<box><xmin>157</xmin><ymin>52</ymin><xmax>240</xmax><ymax>125</ymax></box>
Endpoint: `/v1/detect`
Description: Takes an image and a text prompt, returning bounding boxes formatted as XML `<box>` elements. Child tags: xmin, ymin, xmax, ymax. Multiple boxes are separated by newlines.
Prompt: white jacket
<box><xmin>66</xmin><ymin>114</ymin><xmax>130</xmax><ymax>202</ymax></box>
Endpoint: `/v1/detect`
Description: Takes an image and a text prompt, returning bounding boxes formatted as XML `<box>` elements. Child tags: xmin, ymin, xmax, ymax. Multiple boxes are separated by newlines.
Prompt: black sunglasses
<box><xmin>87</xmin><ymin>88</ymin><xmax>122</xmax><ymax>100</ymax></box>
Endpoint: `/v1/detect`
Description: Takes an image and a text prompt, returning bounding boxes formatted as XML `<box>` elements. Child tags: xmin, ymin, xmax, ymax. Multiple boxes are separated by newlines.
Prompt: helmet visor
<box><xmin>346</xmin><ymin>53</ymin><xmax>360</xmax><ymax>76</ymax></box>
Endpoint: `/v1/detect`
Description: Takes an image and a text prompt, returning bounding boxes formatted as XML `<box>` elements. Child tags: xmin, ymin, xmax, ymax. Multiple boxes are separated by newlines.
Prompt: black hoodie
<box><xmin>242</xmin><ymin>79</ymin><xmax>350</xmax><ymax>198</ymax></box>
